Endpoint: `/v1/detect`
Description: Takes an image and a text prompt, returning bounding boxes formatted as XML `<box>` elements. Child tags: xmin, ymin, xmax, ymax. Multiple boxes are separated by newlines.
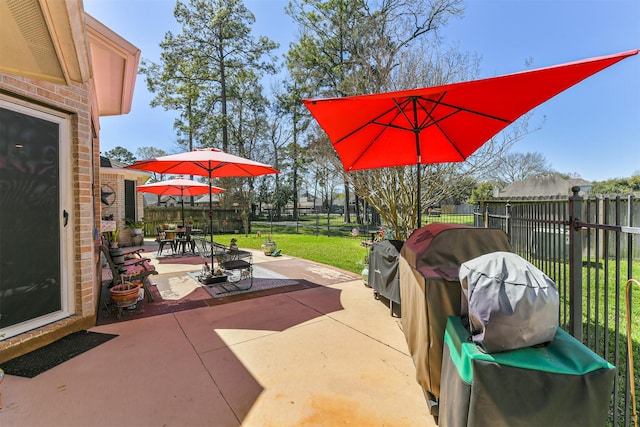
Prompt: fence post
<box><xmin>505</xmin><ymin>201</ymin><xmax>511</xmax><ymax>237</ymax></box>
<box><xmin>568</xmin><ymin>186</ymin><xmax>583</xmax><ymax>341</ymax></box>
<box><xmin>484</xmin><ymin>204</ymin><xmax>489</xmax><ymax>228</ymax></box>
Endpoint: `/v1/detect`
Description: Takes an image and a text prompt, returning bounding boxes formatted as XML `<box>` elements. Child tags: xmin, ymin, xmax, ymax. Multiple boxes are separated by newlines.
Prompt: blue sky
<box><xmin>84</xmin><ymin>0</ymin><xmax>639</xmax><ymax>182</ymax></box>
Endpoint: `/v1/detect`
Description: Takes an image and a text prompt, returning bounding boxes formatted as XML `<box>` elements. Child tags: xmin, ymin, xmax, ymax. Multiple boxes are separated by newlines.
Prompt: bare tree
<box><xmin>287</xmin><ymin>0</ymin><xmax>465</xmax><ymax>225</ymax></box>
<box><xmin>485</xmin><ymin>151</ymin><xmax>554</xmax><ymax>186</ymax></box>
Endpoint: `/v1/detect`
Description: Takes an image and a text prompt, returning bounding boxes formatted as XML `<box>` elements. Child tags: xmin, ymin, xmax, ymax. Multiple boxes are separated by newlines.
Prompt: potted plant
<box><xmin>109</xmin><ymin>280</ymin><xmax>141</xmax><ymax>307</ymax></box>
<box><xmin>125</xmin><ymin>218</ymin><xmax>144</xmax><ymax>235</ymax></box>
<box><xmin>229</xmin><ymin>238</ymin><xmax>238</xmax><ymax>251</ymax></box>
<box><xmin>261</xmin><ymin>234</ymin><xmax>277</xmax><ymax>255</ymax></box>
<box><xmin>361</xmin><ymin>254</ymin><xmax>369</xmax><ymax>284</ymax></box>
<box><xmin>108</xmin><ymin>222</ymin><xmax>121</xmax><ymax>248</ymax></box>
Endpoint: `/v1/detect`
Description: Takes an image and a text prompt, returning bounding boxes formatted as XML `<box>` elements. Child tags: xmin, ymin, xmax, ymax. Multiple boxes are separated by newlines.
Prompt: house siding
<box><xmin>0</xmin><ymin>73</ymin><xmax>100</xmax><ymax>362</ymax></box>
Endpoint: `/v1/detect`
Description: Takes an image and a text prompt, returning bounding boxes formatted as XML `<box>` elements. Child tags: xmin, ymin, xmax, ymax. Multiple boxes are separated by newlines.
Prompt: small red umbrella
<box><xmin>127</xmin><ymin>148</ymin><xmax>279</xmax><ymax>262</ymax></box>
<box><xmin>137</xmin><ymin>178</ymin><xmax>225</xmax><ymax>227</ymax></box>
<box><xmin>302</xmin><ymin>49</ymin><xmax>638</xmax><ymax>225</ymax></box>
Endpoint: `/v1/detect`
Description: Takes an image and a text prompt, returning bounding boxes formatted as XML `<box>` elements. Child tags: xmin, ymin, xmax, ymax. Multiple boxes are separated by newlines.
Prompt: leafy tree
<box><xmin>468</xmin><ymin>181</ymin><xmax>499</xmax><ymax>205</ymax></box>
<box><xmin>103</xmin><ymin>146</ymin><xmax>136</xmax><ymax>165</ymax></box>
<box><xmin>272</xmin><ymin>78</ymin><xmax>313</xmax><ymax>221</ymax></box>
<box><xmin>135</xmin><ymin>148</ymin><xmax>170</xmax><ymax>198</ymax></box>
<box><xmin>139</xmin><ymin>20</ymin><xmax>207</xmax><ymax>153</ymax></box>
<box><xmin>141</xmin><ymin>0</ymin><xmax>279</xmax><ymax>227</ymax></box>
<box><xmin>135</xmin><ymin>146</ymin><xmax>168</xmax><ymax>161</ymax></box>
<box><xmin>591</xmin><ymin>174</ymin><xmax>640</xmax><ymax>195</ymax></box>
<box><xmin>286</xmin><ymin>0</ymin><xmax>366</xmax><ymax>223</ymax></box>
<box><xmin>141</xmin><ymin>0</ymin><xmax>277</xmax><ymax>153</ymax></box>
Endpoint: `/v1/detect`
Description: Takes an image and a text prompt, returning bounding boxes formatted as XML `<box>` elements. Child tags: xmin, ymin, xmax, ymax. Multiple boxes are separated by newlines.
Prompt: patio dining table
<box><xmin>163</xmin><ymin>228</ymin><xmax>204</xmax><ymax>256</ymax></box>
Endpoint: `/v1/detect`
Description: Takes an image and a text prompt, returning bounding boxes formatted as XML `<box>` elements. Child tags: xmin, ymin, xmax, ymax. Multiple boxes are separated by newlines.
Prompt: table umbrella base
<box><xmin>199</xmin><ymin>274</ymin><xmax>228</xmax><ymax>285</ymax></box>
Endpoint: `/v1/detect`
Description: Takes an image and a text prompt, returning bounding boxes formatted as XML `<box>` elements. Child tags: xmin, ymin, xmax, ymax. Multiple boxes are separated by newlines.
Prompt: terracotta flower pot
<box><xmin>110</xmin><ymin>282</ymin><xmax>141</xmax><ymax>303</ymax></box>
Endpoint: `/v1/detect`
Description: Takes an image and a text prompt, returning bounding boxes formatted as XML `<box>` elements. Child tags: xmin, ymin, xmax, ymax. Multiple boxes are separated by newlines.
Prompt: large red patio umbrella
<box><xmin>127</xmin><ymin>148</ymin><xmax>279</xmax><ymax>262</ymax></box>
<box><xmin>136</xmin><ymin>178</ymin><xmax>225</xmax><ymax>227</ymax></box>
<box><xmin>302</xmin><ymin>49</ymin><xmax>638</xmax><ymax>225</ymax></box>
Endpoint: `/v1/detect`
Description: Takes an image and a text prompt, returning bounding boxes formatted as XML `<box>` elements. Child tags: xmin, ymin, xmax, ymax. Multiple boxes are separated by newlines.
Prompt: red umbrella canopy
<box><xmin>127</xmin><ymin>148</ymin><xmax>279</xmax><ymax>178</ymax></box>
<box><xmin>128</xmin><ymin>149</ymin><xmax>278</xmax><ymax>258</ymax></box>
<box><xmin>302</xmin><ymin>49</ymin><xmax>638</xmax><ymax>172</ymax></box>
<box><xmin>136</xmin><ymin>178</ymin><xmax>225</xmax><ymax>197</ymax></box>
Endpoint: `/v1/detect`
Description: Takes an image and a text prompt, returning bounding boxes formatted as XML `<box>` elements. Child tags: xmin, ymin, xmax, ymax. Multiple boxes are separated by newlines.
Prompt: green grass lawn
<box><xmin>215</xmin><ymin>232</ymin><xmax>369</xmax><ymax>275</ymax></box>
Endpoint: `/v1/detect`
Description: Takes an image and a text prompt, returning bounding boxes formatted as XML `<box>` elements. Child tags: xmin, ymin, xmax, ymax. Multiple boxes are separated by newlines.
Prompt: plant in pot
<box><xmin>108</xmin><ymin>223</ymin><xmax>121</xmax><ymax>248</ymax></box>
<box><xmin>108</xmin><ymin>223</ymin><xmax>124</xmax><ymax>264</ymax></box>
<box><xmin>125</xmin><ymin>218</ymin><xmax>144</xmax><ymax>236</ymax></box>
<box><xmin>109</xmin><ymin>279</ymin><xmax>141</xmax><ymax>307</ymax></box>
<box><xmin>361</xmin><ymin>254</ymin><xmax>369</xmax><ymax>284</ymax></box>
<box><xmin>261</xmin><ymin>234</ymin><xmax>277</xmax><ymax>255</ymax></box>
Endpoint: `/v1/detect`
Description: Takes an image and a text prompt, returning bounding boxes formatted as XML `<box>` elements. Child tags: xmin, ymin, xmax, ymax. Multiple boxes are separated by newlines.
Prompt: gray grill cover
<box><xmin>368</xmin><ymin>239</ymin><xmax>404</xmax><ymax>304</ymax></box>
<box><xmin>459</xmin><ymin>251</ymin><xmax>559</xmax><ymax>353</ymax></box>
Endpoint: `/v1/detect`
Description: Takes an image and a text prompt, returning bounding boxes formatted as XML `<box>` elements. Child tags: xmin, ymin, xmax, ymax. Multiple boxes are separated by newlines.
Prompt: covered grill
<box><xmin>367</xmin><ymin>239</ymin><xmax>404</xmax><ymax>315</ymax></box>
<box><xmin>398</xmin><ymin>223</ymin><xmax>512</xmax><ymax>416</ymax></box>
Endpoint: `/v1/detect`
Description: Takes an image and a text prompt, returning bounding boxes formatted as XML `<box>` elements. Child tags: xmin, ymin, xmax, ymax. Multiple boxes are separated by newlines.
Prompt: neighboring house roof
<box><xmin>499</xmin><ymin>173</ymin><xmax>592</xmax><ymax>198</ymax></box>
<box><xmin>0</xmin><ymin>0</ymin><xmax>140</xmax><ymax>115</ymax></box>
<box><xmin>100</xmin><ymin>156</ymin><xmax>126</xmax><ymax>169</ymax></box>
<box><xmin>141</xmin><ymin>193</ymin><xmax>182</xmax><ymax>206</ymax></box>
<box><xmin>194</xmin><ymin>194</ymin><xmax>222</xmax><ymax>204</ymax></box>
<box><xmin>100</xmin><ymin>156</ymin><xmax>150</xmax><ymax>180</ymax></box>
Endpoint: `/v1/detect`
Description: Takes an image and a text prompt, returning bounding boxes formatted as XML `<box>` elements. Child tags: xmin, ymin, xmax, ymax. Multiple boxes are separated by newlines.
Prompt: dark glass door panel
<box><xmin>0</xmin><ymin>107</ymin><xmax>61</xmax><ymax>329</ymax></box>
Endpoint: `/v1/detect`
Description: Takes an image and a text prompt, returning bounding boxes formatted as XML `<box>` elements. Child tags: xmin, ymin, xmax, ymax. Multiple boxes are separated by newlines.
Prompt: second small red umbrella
<box><xmin>137</xmin><ymin>178</ymin><xmax>225</xmax><ymax>227</ymax></box>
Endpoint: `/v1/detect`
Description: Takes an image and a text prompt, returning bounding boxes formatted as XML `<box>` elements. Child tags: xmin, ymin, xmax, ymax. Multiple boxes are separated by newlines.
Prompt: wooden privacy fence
<box><xmin>142</xmin><ymin>206</ymin><xmax>246</xmax><ymax>236</ymax></box>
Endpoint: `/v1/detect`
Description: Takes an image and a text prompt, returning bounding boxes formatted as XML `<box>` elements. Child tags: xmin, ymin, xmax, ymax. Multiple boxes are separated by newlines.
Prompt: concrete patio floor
<box><xmin>1</xmin><ymin>242</ymin><xmax>436</xmax><ymax>426</ymax></box>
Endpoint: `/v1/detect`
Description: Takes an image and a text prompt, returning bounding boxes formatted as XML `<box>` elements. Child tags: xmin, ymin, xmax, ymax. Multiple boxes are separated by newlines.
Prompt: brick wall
<box><xmin>100</xmin><ymin>172</ymin><xmax>148</xmax><ymax>247</ymax></box>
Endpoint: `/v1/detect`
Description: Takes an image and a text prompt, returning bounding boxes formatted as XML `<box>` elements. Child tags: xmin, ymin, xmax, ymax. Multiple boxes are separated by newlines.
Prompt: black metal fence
<box><xmin>473</xmin><ymin>188</ymin><xmax>639</xmax><ymax>426</ymax></box>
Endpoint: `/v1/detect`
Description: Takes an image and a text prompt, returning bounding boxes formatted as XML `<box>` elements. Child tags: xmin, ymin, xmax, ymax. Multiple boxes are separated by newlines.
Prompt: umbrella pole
<box><xmin>417</xmin><ymin>163</ymin><xmax>421</xmax><ymax>228</ymax></box>
<box><xmin>209</xmin><ymin>171</ymin><xmax>215</xmax><ymax>267</ymax></box>
<box><xmin>181</xmin><ymin>189</ymin><xmax>185</xmax><ymax>227</ymax></box>
<box><xmin>413</xmin><ymin>100</ymin><xmax>422</xmax><ymax>229</ymax></box>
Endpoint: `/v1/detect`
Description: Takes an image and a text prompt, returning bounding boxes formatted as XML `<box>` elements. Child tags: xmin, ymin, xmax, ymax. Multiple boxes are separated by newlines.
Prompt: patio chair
<box><xmin>175</xmin><ymin>225</ymin><xmax>195</xmax><ymax>255</ymax></box>
<box><xmin>100</xmin><ymin>242</ymin><xmax>157</xmax><ymax>302</ymax></box>
<box><xmin>155</xmin><ymin>227</ymin><xmax>175</xmax><ymax>255</ymax></box>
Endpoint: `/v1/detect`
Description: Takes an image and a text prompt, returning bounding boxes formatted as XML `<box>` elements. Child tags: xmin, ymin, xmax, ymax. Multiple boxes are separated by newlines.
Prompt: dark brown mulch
<box><xmin>1</xmin><ymin>330</ymin><xmax>117</xmax><ymax>378</ymax></box>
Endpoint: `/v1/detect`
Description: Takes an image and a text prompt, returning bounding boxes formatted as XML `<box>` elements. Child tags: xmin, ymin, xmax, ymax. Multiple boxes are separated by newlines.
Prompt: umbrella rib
<box><xmin>393</xmin><ymin>97</ymin><xmax>420</xmax><ymax>131</ymax></box>
<box><xmin>415</xmin><ymin>94</ymin><xmax>512</xmax><ymax>124</ymax></box>
<box><xmin>345</xmin><ymin>111</ymin><xmax>405</xmax><ymax>170</ymax></box>
<box><xmin>413</xmin><ymin>95</ymin><xmax>464</xmax><ymax>139</ymax></box>
<box><xmin>334</xmin><ymin>102</ymin><xmax>409</xmax><ymax>145</ymax></box>
<box><xmin>210</xmin><ymin>161</ymin><xmax>261</xmax><ymax>177</ymax></box>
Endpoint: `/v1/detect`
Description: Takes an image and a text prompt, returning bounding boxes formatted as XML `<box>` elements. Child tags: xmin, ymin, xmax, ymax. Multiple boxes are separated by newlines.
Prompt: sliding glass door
<box><xmin>0</xmin><ymin>99</ymin><xmax>71</xmax><ymax>339</ymax></box>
